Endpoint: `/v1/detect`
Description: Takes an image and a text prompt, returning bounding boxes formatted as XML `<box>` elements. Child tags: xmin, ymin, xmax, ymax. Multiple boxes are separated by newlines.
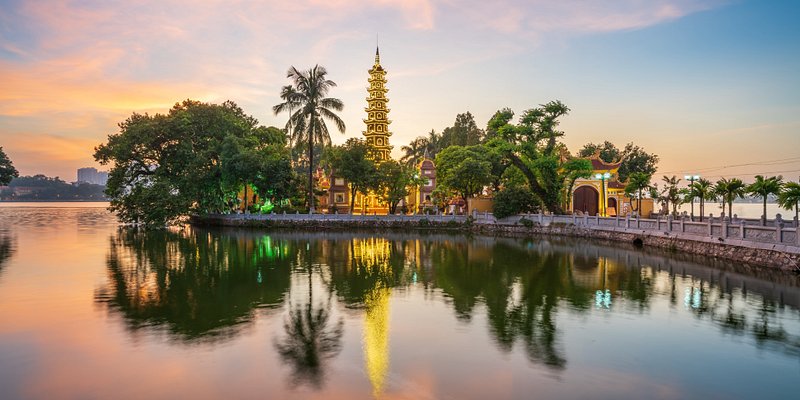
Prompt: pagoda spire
<box><xmin>363</xmin><ymin>45</ymin><xmax>392</xmax><ymax>162</ymax></box>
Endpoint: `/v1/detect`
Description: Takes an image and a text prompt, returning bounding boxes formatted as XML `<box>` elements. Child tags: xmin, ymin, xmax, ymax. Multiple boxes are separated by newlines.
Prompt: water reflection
<box><xmin>0</xmin><ymin>230</ymin><xmax>14</xmax><ymax>276</ymax></box>
<box><xmin>94</xmin><ymin>228</ymin><xmax>800</xmax><ymax>390</ymax></box>
<box><xmin>94</xmin><ymin>227</ymin><xmax>291</xmax><ymax>343</ymax></box>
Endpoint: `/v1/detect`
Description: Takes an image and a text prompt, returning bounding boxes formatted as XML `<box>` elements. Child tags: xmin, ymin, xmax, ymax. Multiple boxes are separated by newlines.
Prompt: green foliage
<box><xmin>490</xmin><ymin>101</ymin><xmax>579</xmax><ymax>214</ymax></box>
<box><xmin>683</xmin><ymin>178</ymin><xmax>715</xmax><ymax>221</ymax></box>
<box><xmin>493</xmin><ymin>186</ymin><xmax>539</xmax><ymax>219</ymax></box>
<box><xmin>624</xmin><ymin>172</ymin><xmax>653</xmax><ymax>215</ymax></box>
<box><xmin>435</xmin><ymin>145</ymin><xmax>493</xmax><ymax>212</ymax></box>
<box><xmin>519</xmin><ymin>217</ymin><xmax>535</xmax><ymax>228</ymax></box>
<box><xmin>0</xmin><ymin>147</ymin><xmax>18</xmax><ymax>186</ymax></box>
<box><xmin>274</xmin><ymin>65</ymin><xmax>345</xmax><ymax>211</ymax></box>
<box><xmin>578</xmin><ymin>141</ymin><xmax>659</xmax><ymax>182</ymax></box>
<box><xmin>95</xmin><ymin>100</ymin><xmax>290</xmax><ymax>227</ymax></box>
<box><xmin>400</xmin><ymin>136</ymin><xmax>428</xmax><ymax>167</ymax></box>
<box><xmin>713</xmin><ymin>177</ymin><xmax>746</xmax><ymax>219</ymax></box>
<box><xmin>324</xmin><ymin>138</ymin><xmax>378</xmax><ymax>213</ymax></box>
<box><xmin>778</xmin><ymin>181</ymin><xmax>800</xmax><ymax>221</ymax></box>
<box><xmin>418</xmin><ymin>218</ymin><xmax>431</xmax><ymax>227</ymax></box>
<box><xmin>747</xmin><ymin>175</ymin><xmax>784</xmax><ymax>224</ymax></box>
<box><xmin>440</xmin><ymin>112</ymin><xmax>484</xmax><ymax>147</ymax></box>
<box><xmin>374</xmin><ymin>160</ymin><xmax>418</xmax><ymax>214</ymax></box>
<box><xmin>485</xmin><ymin>108</ymin><xmax>514</xmax><ymax>142</ymax></box>
<box><xmin>661</xmin><ymin>175</ymin><xmax>683</xmax><ymax>216</ymax></box>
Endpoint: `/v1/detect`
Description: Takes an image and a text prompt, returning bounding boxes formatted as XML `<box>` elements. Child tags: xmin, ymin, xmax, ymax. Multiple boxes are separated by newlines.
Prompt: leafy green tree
<box><xmin>273</xmin><ymin>65</ymin><xmax>345</xmax><ymax>212</ymax></box>
<box><xmin>484</xmin><ymin>108</ymin><xmax>514</xmax><ymax>142</ymax></box>
<box><xmin>778</xmin><ymin>181</ymin><xmax>800</xmax><ymax>222</ymax></box>
<box><xmin>276</xmin><ymin>85</ymin><xmax>299</xmax><ymax>149</ymax></box>
<box><xmin>747</xmin><ymin>175</ymin><xmax>783</xmax><ymax>225</ymax></box>
<box><xmin>221</xmin><ymin>129</ymin><xmax>293</xmax><ymax>211</ymax></box>
<box><xmin>624</xmin><ymin>172</ymin><xmax>653</xmax><ymax>216</ymax></box>
<box><xmin>688</xmin><ymin>178</ymin><xmax>715</xmax><ymax>222</ymax></box>
<box><xmin>435</xmin><ymin>145</ymin><xmax>493</xmax><ymax>213</ymax></box>
<box><xmin>490</xmin><ymin>101</ymin><xmax>579</xmax><ymax>214</ymax></box>
<box><xmin>661</xmin><ymin>175</ymin><xmax>683</xmax><ymax>216</ymax></box>
<box><xmin>492</xmin><ymin>186</ymin><xmax>539</xmax><ymax>219</ymax></box>
<box><xmin>0</xmin><ymin>147</ymin><xmax>18</xmax><ymax>186</ymax></box>
<box><xmin>713</xmin><ymin>178</ymin><xmax>746</xmax><ymax>220</ymax></box>
<box><xmin>95</xmin><ymin>100</ymin><xmax>276</xmax><ymax>226</ymax></box>
<box><xmin>323</xmin><ymin>138</ymin><xmax>378</xmax><ymax>213</ymax></box>
<box><xmin>374</xmin><ymin>160</ymin><xmax>420</xmax><ymax>214</ymax></box>
<box><xmin>561</xmin><ymin>157</ymin><xmax>593</xmax><ymax>210</ymax></box>
<box><xmin>400</xmin><ymin>137</ymin><xmax>427</xmax><ymax>167</ymax></box>
<box><xmin>578</xmin><ymin>142</ymin><xmax>658</xmax><ymax>182</ymax></box>
<box><xmin>440</xmin><ymin>112</ymin><xmax>483</xmax><ymax>147</ymax></box>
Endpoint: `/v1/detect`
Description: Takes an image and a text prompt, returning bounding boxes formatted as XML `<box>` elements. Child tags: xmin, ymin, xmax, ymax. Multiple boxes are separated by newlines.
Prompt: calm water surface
<box><xmin>0</xmin><ymin>204</ymin><xmax>798</xmax><ymax>399</ymax></box>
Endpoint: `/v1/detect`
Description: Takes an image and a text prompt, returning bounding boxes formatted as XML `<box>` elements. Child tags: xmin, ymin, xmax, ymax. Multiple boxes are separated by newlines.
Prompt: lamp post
<box><xmin>684</xmin><ymin>174</ymin><xmax>700</xmax><ymax>221</ymax></box>
<box><xmin>595</xmin><ymin>172</ymin><xmax>611</xmax><ymax>216</ymax></box>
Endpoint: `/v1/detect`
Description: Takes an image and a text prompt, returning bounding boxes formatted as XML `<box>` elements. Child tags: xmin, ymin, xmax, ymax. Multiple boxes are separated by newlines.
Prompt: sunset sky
<box><xmin>1</xmin><ymin>0</ymin><xmax>798</xmax><ymax>182</ymax></box>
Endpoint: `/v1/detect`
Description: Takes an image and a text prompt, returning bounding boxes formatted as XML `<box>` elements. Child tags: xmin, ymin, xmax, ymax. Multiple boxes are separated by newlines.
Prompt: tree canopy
<box><xmin>435</xmin><ymin>145</ymin><xmax>493</xmax><ymax>212</ymax></box>
<box><xmin>323</xmin><ymin>138</ymin><xmax>378</xmax><ymax>213</ymax></box>
<box><xmin>95</xmin><ymin>100</ymin><xmax>292</xmax><ymax>227</ymax></box>
<box><xmin>578</xmin><ymin>141</ymin><xmax>659</xmax><ymax>182</ymax></box>
<box><xmin>0</xmin><ymin>147</ymin><xmax>18</xmax><ymax>186</ymax></box>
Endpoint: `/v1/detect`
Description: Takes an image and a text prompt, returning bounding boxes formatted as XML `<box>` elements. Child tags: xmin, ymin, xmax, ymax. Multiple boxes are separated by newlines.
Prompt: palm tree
<box><xmin>624</xmin><ymin>172</ymin><xmax>652</xmax><ymax>216</ymax></box>
<box><xmin>275</xmin><ymin>85</ymin><xmax>299</xmax><ymax>150</ymax></box>
<box><xmin>777</xmin><ymin>181</ymin><xmax>800</xmax><ymax>223</ymax></box>
<box><xmin>747</xmin><ymin>175</ymin><xmax>783</xmax><ymax>226</ymax></box>
<box><xmin>690</xmin><ymin>178</ymin><xmax>715</xmax><ymax>222</ymax></box>
<box><xmin>425</xmin><ymin>129</ymin><xmax>441</xmax><ymax>158</ymax></box>
<box><xmin>661</xmin><ymin>175</ymin><xmax>682</xmax><ymax>216</ymax></box>
<box><xmin>714</xmin><ymin>178</ymin><xmax>746</xmax><ymax>220</ymax></box>
<box><xmin>273</xmin><ymin>65</ymin><xmax>345</xmax><ymax>212</ymax></box>
<box><xmin>400</xmin><ymin>137</ymin><xmax>427</xmax><ymax>166</ymax></box>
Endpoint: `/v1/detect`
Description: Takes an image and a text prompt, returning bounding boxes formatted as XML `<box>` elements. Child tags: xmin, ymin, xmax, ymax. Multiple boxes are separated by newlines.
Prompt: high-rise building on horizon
<box><xmin>77</xmin><ymin>167</ymin><xmax>108</xmax><ymax>186</ymax></box>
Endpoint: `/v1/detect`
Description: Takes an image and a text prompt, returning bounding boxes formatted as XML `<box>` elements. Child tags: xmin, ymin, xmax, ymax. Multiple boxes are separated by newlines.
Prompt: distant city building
<box><xmin>77</xmin><ymin>167</ymin><xmax>108</xmax><ymax>186</ymax></box>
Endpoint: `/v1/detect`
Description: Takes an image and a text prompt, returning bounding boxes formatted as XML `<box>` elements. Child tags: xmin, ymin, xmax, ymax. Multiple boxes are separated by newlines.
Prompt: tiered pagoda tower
<box><xmin>363</xmin><ymin>47</ymin><xmax>392</xmax><ymax>162</ymax></box>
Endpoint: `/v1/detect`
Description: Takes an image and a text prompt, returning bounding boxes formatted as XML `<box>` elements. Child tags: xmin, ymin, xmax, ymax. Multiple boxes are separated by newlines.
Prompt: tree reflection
<box><xmin>0</xmin><ymin>230</ymin><xmax>14</xmax><ymax>276</ymax></box>
<box><xmin>274</xmin><ymin>297</ymin><xmax>344</xmax><ymax>388</ymax></box>
<box><xmin>95</xmin><ymin>227</ymin><xmax>291</xmax><ymax>343</ymax></box>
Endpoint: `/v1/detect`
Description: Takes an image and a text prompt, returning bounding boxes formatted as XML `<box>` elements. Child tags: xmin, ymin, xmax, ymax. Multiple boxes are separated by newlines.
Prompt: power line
<box><xmin>659</xmin><ymin>156</ymin><xmax>800</xmax><ymax>175</ymax></box>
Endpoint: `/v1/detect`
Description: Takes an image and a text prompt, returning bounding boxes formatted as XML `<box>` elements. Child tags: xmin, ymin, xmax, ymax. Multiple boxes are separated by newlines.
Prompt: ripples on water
<box><xmin>0</xmin><ymin>204</ymin><xmax>798</xmax><ymax>399</ymax></box>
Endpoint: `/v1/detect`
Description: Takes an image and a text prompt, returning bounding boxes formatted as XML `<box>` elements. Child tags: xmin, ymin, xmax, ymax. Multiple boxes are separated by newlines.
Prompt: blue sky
<box><xmin>0</xmin><ymin>0</ymin><xmax>798</xmax><ymax>182</ymax></box>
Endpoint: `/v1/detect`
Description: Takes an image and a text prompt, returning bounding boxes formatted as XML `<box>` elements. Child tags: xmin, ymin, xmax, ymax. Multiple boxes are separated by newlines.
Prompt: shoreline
<box><xmin>190</xmin><ymin>214</ymin><xmax>800</xmax><ymax>272</ymax></box>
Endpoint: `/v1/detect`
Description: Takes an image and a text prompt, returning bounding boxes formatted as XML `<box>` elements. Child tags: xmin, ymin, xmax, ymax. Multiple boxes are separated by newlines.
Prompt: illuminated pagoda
<box><xmin>363</xmin><ymin>46</ymin><xmax>392</xmax><ymax>162</ymax></box>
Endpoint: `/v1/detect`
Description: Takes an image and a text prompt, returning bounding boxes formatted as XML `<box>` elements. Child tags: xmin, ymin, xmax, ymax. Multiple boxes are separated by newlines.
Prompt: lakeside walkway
<box><xmin>195</xmin><ymin>212</ymin><xmax>800</xmax><ymax>271</ymax></box>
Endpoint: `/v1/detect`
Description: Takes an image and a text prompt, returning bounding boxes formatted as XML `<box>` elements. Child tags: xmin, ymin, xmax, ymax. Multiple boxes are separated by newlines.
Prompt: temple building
<box><xmin>570</xmin><ymin>152</ymin><xmax>654</xmax><ymax>217</ymax></box>
<box><xmin>319</xmin><ymin>46</ymin><xmax>437</xmax><ymax>214</ymax></box>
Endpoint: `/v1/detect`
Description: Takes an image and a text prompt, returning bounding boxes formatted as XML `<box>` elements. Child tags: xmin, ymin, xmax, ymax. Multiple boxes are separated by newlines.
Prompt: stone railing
<box><xmin>213</xmin><ymin>210</ymin><xmax>800</xmax><ymax>250</ymax></box>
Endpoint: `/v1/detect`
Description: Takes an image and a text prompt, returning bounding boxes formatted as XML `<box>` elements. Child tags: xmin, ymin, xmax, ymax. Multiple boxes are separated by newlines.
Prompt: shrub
<box><xmin>519</xmin><ymin>217</ymin><xmax>535</xmax><ymax>228</ymax></box>
<box><xmin>493</xmin><ymin>187</ymin><xmax>539</xmax><ymax>219</ymax></box>
<box><xmin>418</xmin><ymin>218</ymin><xmax>431</xmax><ymax>227</ymax></box>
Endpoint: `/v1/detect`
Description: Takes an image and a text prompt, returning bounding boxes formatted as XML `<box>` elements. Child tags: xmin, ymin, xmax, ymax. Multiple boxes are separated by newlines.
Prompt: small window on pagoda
<box><xmin>377</xmin><ymin>113</ymin><xmax>383</xmax><ymax>119</ymax></box>
<box><xmin>377</xmin><ymin>138</ymin><xmax>383</xmax><ymax>146</ymax></box>
<box><xmin>377</xmin><ymin>125</ymin><xmax>383</xmax><ymax>132</ymax></box>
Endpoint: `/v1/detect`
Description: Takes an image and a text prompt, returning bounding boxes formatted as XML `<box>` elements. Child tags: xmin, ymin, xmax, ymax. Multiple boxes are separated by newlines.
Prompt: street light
<box><xmin>595</xmin><ymin>172</ymin><xmax>611</xmax><ymax>216</ymax></box>
<box><xmin>684</xmin><ymin>174</ymin><xmax>700</xmax><ymax>221</ymax></box>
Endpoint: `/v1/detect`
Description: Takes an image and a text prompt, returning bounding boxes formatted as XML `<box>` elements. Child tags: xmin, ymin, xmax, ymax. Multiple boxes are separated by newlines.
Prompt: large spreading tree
<box><xmin>0</xmin><ymin>147</ymin><xmax>18</xmax><ymax>186</ymax></box>
<box><xmin>323</xmin><ymin>138</ymin><xmax>378</xmax><ymax>213</ymax></box>
<box><xmin>489</xmin><ymin>101</ymin><xmax>592</xmax><ymax>214</ymax></box>
<box><xmin>94</xmin><ymin>100</ymin><xmax>291</xmax><ymax>227</ymax></box>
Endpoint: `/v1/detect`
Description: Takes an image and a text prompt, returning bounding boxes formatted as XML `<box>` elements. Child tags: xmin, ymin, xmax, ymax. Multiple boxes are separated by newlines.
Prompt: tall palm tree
<box><xmin>714</xmin><ymin>178</ymin><xmax>746</xmax><ymax>220</ymax></box>
<box><xmin>777</xmin><ymin>181</ymin><xmax>800</xmax><ymax>223</ymax></box>
<box><xmin>661</xmin><ymin>175</ymin><xmax>682</xmax><ymax>216</ymax></box>
<box><xmin>690</xmin><ymin>178</ymin><xmax>715</xmax><ymax>222</ymax></box>
<box><xmin>624</xmin><ymin>172</ymin><xmax>652</xmax><ymax>216</ymax></box>
<box><xmin>400</xmin><ymin>137</ymin><xmax>427</xmax><ymax>166</ymax></box>
<box><xmin>275</xmin><ymin>85</ymin><xmax>299</xmax><ymax>150</ymax></box>
<box><xmin>747</xmin><ymin>175</ymin><xmax>783</xmax><ymax>226</ymax></box>
<box><xmin>425</xmin><ymin>129</ymin><xmax>441</xmax><ymax>158</ymax></box>
<box><xmin>273</xmin><ymin>65</ymin><xmax>345</xmax><ymax>212</ymax></box>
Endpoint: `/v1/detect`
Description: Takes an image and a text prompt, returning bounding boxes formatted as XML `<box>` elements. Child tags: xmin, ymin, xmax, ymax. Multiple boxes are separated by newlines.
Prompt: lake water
<box><xmin>0</xmin><ymin>204</ymin><xmax>798</xmax><ymax>399</ymax></box>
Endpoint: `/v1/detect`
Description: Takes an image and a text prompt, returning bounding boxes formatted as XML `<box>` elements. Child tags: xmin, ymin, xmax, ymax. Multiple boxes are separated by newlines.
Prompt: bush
<box><xmin>418</xmin><ymin>218</ymin><xmax>430</xmax><ymax>227</ymax></box>
<box><xmin>493</xmin><ymin>187</ymin><xmax>539</xmax><ymax>219</ymax></box>
<box><xmin>519</xmin><ymin>217</ymin><xmax>535</xmax><ymax>228</ymax></box>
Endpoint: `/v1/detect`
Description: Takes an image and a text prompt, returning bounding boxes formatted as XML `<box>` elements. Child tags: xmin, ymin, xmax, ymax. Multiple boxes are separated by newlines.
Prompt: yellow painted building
<box><xmin>570</xmin><ymin>152</ymin><xmax>653</xmax><ymax>217</ymax></box>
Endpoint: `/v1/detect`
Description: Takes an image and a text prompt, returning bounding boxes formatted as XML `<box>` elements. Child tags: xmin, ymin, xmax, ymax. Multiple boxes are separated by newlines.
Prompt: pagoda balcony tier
<box><xmin>366</xmin><ymin>97</ymin><xmax>388</xmax><ymax>102</ymax></box>
<box><xmin>364</xmin><ymin>107</ymin><xmax>391</xmax><ymax>112</ymax></box>
<box><xmin>368</xmin><ymin>77</ymin><xmax>387</xmax><ymax>83</ymax></box>
<box><xmin>363</xmin><ymin>131</ymin><xmax>393</xmax><ymax>137</ymax></box>
<box><xmin>363</xmin><ymin>119</ymin><xmax>392</xmax><ymax>124</ymax></box>
<box><xmin>367</xmin><ymin>88</ymin><xmax>389</xmax><ymax>93</ymax></box>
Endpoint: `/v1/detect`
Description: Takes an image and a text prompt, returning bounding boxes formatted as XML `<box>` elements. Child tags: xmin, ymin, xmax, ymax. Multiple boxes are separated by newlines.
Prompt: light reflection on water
<box><xmin>0</xmin><ymin>205</ymin><xmax>799</xmax><ymax>399</ymax></box>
